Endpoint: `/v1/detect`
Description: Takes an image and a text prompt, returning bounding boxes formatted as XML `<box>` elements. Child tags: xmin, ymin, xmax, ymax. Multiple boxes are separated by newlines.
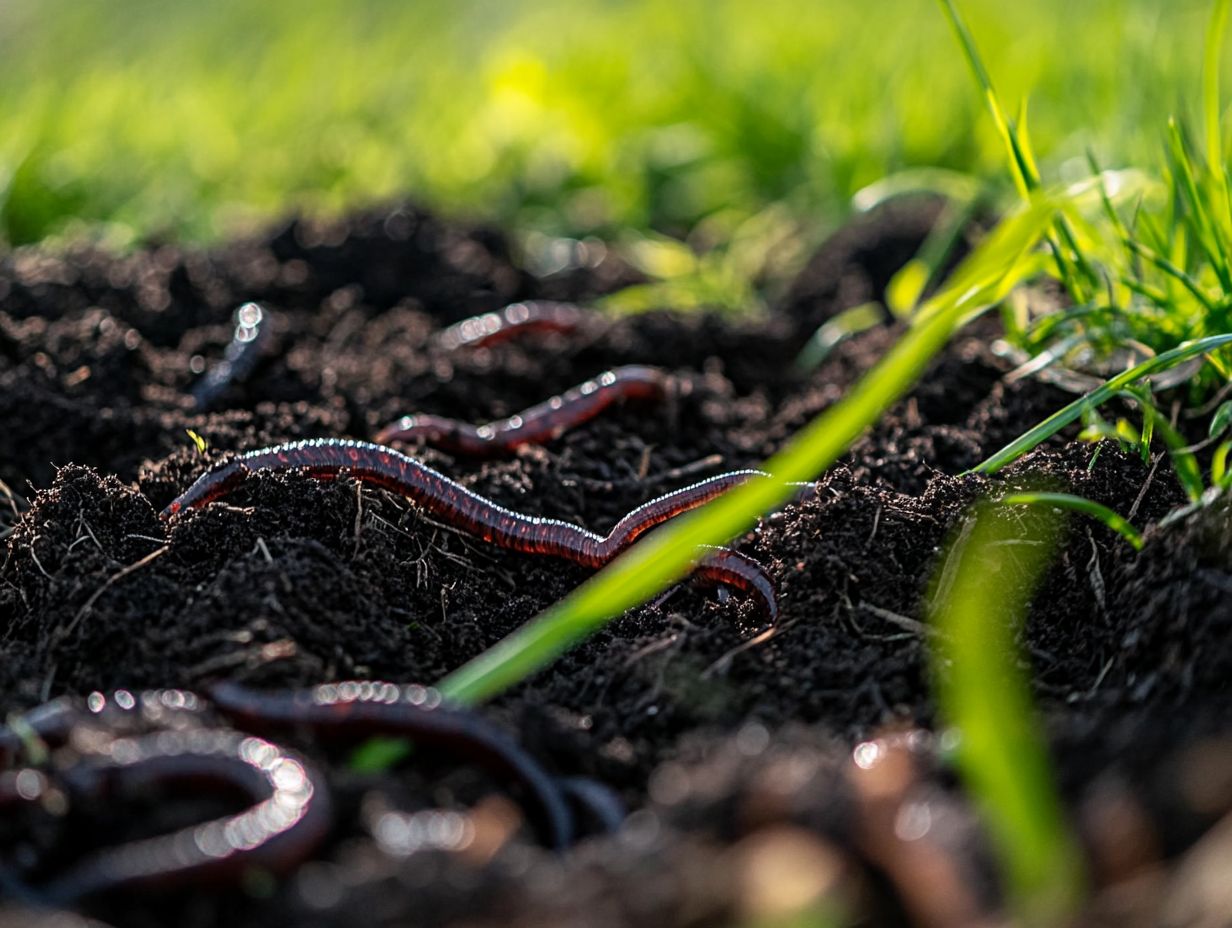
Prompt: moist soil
<box><xmin>1</xmin><ymin>200</ymin><xmax>1230</xmax><ymax>927</ymax></box>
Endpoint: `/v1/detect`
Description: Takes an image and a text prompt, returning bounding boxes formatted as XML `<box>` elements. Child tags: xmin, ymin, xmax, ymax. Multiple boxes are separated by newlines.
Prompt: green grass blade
<box><xmin>935</xmin><ymin>0</ymin><xmax>1034</xmax><ymax>195</ymax></box>
<box><xmin>1121</xmin><ymin>236</ymin><xmax>1219</xmax><ymax>314</ymax></box>
<box><xmin>997</xmin><ymin>491</ymin><xmax>1143</xmax><ymax>550</ymax></box>
<box><xmin>887</xmin><ymin>190</ymin><xmax>992</xmax><ymax>318</ymax></box>
<box><xmin>1211</xmin><ymin>399</ymin><xmax>1232</xmax><ymax>438</ymax></box>
<box><xmin>936</xmin><ymin>0</ymin><xmax>1100</xmax><ymax>303</ymax></box>
<box><xmin>929</xmin><ymin>502</ymin><xmax>1085</xmax><ymax>923</ymax></box>
<box><xmin>1125</xmin><ymin>391</ymin><xmax>1206</xmax><ymax>500</ymax></box>
<box><xmin>1204</xmin><ymin>0</ymin><xmax>1232</xmax><ymax>240</ymax></box>
<box><xmin>1165</xmin><ymin>119</ymin><xmax>1232</xmax><ymax>293</ymax></box>
<box><xmin>793</xmin><ymin>301</ymin><xmax>883</xmax><ymax>372</ymax></box>
<box><xmin>851</xmin><ymin>167</ymin><xmax>982</xmax><ymax>212</ymax></box>
<box><xmin>970</xmin><ymin>333</ymin><xmax>1232</xmax><ymax>474</ymax></box>
<box><xmin>914</xmin><ymin>196</ymin><xmax>1063</xmax><ymax>326</ymax></box>
<box><xmin>1213</xmin><ymin>440</ymin><xmax>1231</xmax><ymax>486</ymax></box>
<box><xmin>439</xmin><ymin>200</ymin><xmax>1058</xmax><ymax>705</ymax></box>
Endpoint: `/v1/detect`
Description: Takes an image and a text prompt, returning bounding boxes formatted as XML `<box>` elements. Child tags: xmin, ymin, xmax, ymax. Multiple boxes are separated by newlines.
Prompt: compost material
<box><xmin>1</xmin><ymin>200</ymin><xmax>1229</xmax><ymax>927</ymax></box>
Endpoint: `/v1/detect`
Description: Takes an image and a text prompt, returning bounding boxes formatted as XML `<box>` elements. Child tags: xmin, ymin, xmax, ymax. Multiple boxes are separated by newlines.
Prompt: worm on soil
<box><xmin>161</xmin><ymin>438</ymin><xmax>779</xmax><ymax>619</ymax></box>
<box><xmin>373</xmin><ymin>365</ymin><xmax>672</xmax><ymax>455</ymax></box>
<box><xmin>435</xmin><ymin>301</ymin><xmax>589</xmax><ymax>351</ymax></box>
<box><xmin>0</xmin><ymin>691</ymin><xmax>329</xmax><ymax>902</ymax></box>
<box><xmin>209</xmin><ymin>679</ymin><xmax>575</xmax><ymax>849</ymax></box>
<box><xmin>557</xmin><ymin>776</ymin><xmax>627</xmax><ymax>836</ymax></box>
<box><xmin>0</xmin><ymin>688</ymin><xmax>210</xmax><ymax>765</ymax></box>
<box><xmin>191</xmin><ymin>302</ymin><xmax>273</xmax><ymax>411</ymax></box>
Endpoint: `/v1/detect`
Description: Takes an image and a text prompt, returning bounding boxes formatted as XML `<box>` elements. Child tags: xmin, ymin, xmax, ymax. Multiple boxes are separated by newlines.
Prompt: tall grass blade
<box><xmin>1125</xmin><ymin>391</ymin><xmax>1206</xmax><ymax>500</ymax></box>
<box><xmin>439</xmin><ymin>200</ymin><xmax>1059</xmax><ymax>704</ymax></box>
<box><xmin>929</xmin><ymin>502</ymin><xmax>1085</xmax><ymax>923</ymax></box>
<box><xmin>997</xmin><ymin>491</ymin><xmax>1144</xmax><ymax>550</ymax></box>
<box><xmin>1165</xmin><ymin>120</ymin><xmax>1232</xmax><ymax>293</ymax></box>
<box><xmin>1204</xmin><ymin>0</ymin><xmax>1232</xmax><ymax>241</ymax></box>
<box><xmin>971</xmin><ymin>333</ymin><xmax>1232</xmax><ymax>474</ymax></box>
<box><xmin>935</xmin><ymin>0</ymin><xmax>1033</xmax><ymax>195</ymax></box>
<box><xmin>936</xmin><ymin>0</ymin><xmax>1099</xmax><ymax>302</ymax></box>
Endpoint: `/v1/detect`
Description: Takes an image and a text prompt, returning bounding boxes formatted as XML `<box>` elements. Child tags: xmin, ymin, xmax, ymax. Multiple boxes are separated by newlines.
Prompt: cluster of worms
<box><xmin>0</xmin><ymin>681</ymin><xmax>621</xmax><ymax>903</ymax></box>
<box><xmin>4</xmin><ymin>300</ymin><xmax>782</xmax><ymax>909</ymax></box>
<box><xmin>179</xmin><ymin>298</ymin><xmax>780</xmax><ymax>618</ymax></box>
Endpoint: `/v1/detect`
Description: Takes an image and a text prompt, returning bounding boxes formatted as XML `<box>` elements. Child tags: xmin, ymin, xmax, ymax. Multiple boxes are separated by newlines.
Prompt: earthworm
<box><xmin>160</xmin><ymin>438</ymin><xmax>778</xmax><ymax>618</ymax></box>
<box><xmin>557</xmin><ymin>776</ymin><xmax>627</xmax><ymax>837</ymax></box>
<box><xmin>374</xmin><ymin>365</ymin><xmax>672</xmax><ymax>454</ymax></box>
<box><xmin>0</xmin><ymin>699</ymin><xmax>330</xmax><ymax>902</ymax></box>
<box><xmin>436</xmin><ymin>301</ymin><xmax>589</xmax><ymax>351</ymax></box>
<box><xmin>0</xmin><ymin>688</ymin><xmax>210</xmax><ymax>765</ymax></box>
<box><xmin>690</xmin><ymin>548</ymin><xmax>780</xmax><ymax>622</ymax></box>
<box><xmin>191</xmin><ymin>302</ymin><xmax>273</xmax><ymax>411</ymax></box>
<box><xmin>209</xmin><ymin>679</ymin><xmax>574</xmax><ymax>849</ymax></box>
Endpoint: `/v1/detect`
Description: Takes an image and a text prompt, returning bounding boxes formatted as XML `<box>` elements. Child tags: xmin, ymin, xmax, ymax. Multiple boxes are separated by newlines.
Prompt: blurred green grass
<box><xmin>0</xmin><ymin>0</ymin><xmax>1217</xmax><ymax>246</ymax></box>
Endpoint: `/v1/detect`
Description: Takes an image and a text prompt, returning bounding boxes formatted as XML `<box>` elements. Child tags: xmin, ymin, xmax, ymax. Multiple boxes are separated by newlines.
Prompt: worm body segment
<box><xmin>374</xmin><ymin>365</ymin><xmax>670</xmax><ymax>455</ymax></box>
<box><xmin>209</xmin><ymin>679</ymin><xmax>574</xmax><ymax>849</ymax></box>
<box><xmin>0</xmin><ymin>690</ymin><xmax>329</xmax><ymax>902</ymax></box>
<box><xmin>436</xmin><ymin>301</ymin><xmax>588</xmax><ymax>350</ymax></box>
<box><xmin>44</xmin><ymin>729</ymin><xmax>329</xmax><ymax>901</ymax></box>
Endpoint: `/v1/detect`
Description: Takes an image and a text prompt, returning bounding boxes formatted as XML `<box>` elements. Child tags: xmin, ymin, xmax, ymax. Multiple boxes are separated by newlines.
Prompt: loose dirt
<box><xmin>2</xmin><ymin>200</ymin><xmax>1229</xmax><ymax>927</ymax></box>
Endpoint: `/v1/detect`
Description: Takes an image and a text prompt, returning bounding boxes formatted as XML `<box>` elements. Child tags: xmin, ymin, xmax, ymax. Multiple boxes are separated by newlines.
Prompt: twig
<box><xmin>867</xmin><ymin>506</ymin><xmax>883</xmax><ymax>546</ymax></box>
<box><xmin>352</xmin><ymin>480</ymin><xmax>364</xmax><ymax>559</ymax></box>
<box><xmin>28</xmin><ymin>539</ymin><xmax>52</xmax><ymax>580</ymax></box>
<box><xmin>125</xmin><ymin>532</ymin><xmax>170</xmax><ymax>547</ymax></box>
<box><xmin>703</xmin><ymin>623</ymin><xmax>789</xmax><ymax>678</ymax></box>
<box><xmin>1128</xmin><ymin>453</ymin><xmax>1162</xmax><ymax>522</ymax></box>
<box><xmin>645</xmin><ymin>454</ymin><xmax>726</xmax><ymax>487</ymax></box>
<box><xmin>186</xmin><ymin>639</ymin><xmax>297</xmax><ymax>679</ymax></box>
<box><xmin>0</xmin><ymin>477</ymin><xmax>25</xmax><ymax>522</ymax></box>
<box><xmin>858</xmin><ymin>601</ymin><xmax>937</xmax><ymax>638</ymax></box>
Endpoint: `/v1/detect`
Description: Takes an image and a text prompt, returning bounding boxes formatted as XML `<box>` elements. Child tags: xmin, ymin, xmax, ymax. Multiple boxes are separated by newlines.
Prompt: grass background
<box><xmin>0</xmin><ymin>0</ymin><xmax>1216</xmax><ymax>247</ymax></box>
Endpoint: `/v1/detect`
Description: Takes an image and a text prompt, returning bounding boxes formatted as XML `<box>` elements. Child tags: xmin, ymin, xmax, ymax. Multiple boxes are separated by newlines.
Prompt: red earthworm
<box><xmin>160</xmin><ymin>438</ymin><xmax>778</xmax><ymax>618</ymax></box>
<box><xmin>191</xmin><ymin>302</ymin><xmax>273</xmax><ymax>411</ymax></box>
<box><xmin>209</xmin><ymin>679</ymin><xmax>574</xmax><ymax>849</ymax></box>
<box><xmin>2</xmin><ymin>726</ymin><xmax>330</xmax><ymax>902</ymax></box>
<box><xmin>435</xmin><ymin>301</ymin><xmax>589</xmax><ymax>351</ymax></box>
<box><xmin>373</xmin><ymin>365</ymin><xmax>671</xmax><ymax>454</ymax></box>
<box><xmin>690</xmin><ymin>548</ymin><xmax>780</xmax><ymax>621</ymax></box>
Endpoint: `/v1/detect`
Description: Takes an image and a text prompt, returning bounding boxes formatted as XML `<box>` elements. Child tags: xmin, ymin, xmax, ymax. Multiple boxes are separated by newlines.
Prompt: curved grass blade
<box><xmin>439</xmin><ymin>199</ymin><xmax>1059</xmax><ymax>705</ymax></box>
<box><xmin>929</xmin><ymin>502</ymin><xmax>1085</xmax><ymax>923</ymax></box>
<box><xmin>997</xmin><ymin>491</ymin><xmax>1143</xmax><ymax>550</ymax></box>
<box><xmin>852</xmin><ymin>167</ymin><xmax>982</xmax><ymax>212</ymax></box>
<box><xmin>793</xmin><ymin>301</ymin><xmax>883</xmax><ymax>373</ymax></box>
<box><xmin>1123</xmin><ymin>389</ymin><xmax>1204</xmax><ymax>501</ymax></box>
<box><xmin>1210</xmin><ymin>399</ymin><xmax>1232</xmax><ymax>439</ymax></box>
<box><xmin>1213</xmin><ymin>440</ymin><xmax>1231</xmax><ymax>486</ymax></box>
<box><xmin>970</xmin><ymin>333</ymin><xmax>1232</xmax><ymax>475</ymax></box>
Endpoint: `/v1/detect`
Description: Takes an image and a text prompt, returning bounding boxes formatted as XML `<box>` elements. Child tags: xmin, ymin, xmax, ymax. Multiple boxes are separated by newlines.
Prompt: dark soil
<box><xmin>2</xmin><ymin>199</ymin><xmax>1231</xmax><ymax>927</ymax></box>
